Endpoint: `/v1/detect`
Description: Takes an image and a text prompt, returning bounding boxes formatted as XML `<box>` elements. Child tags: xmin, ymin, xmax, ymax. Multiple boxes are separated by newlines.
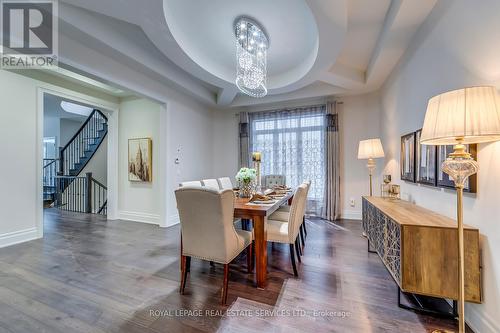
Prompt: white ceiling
<box><xmin>59</xmin><ymin>0</ymin><xmax>438</xmax><ymax>108</ymax></box>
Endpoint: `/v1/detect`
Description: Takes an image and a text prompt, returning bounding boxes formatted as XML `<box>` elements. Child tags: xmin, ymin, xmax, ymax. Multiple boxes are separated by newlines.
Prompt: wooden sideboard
<box><xmin>362</xmin><ymin>196</ymin><xmax>481</xmax><ymax>303</ymax></box>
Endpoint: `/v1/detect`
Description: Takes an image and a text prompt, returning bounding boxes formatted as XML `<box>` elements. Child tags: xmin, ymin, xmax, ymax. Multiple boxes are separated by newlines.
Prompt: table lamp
<box><xmin>421</xmin><ymin>86</ymin><xmax>500</xmax><ymax>333</ymax></box>
<box><xmin>358</xmin><ymin>138</ymin><xmax>385</xmax><ymax>196</ymax></box>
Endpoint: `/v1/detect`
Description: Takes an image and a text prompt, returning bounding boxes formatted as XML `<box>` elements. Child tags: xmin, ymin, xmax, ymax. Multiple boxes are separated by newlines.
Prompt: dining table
<box><xmin>234</xmin><ymin>190</ymin><xmax>294</xmax><ymax>289</ymax></box>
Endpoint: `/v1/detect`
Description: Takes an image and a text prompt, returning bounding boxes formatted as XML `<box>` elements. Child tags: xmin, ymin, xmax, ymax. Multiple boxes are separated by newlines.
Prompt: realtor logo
<box><xmin>1</xmin><ymin>0</ymin><xmax>58</xmax><ymax>68</ymax></box>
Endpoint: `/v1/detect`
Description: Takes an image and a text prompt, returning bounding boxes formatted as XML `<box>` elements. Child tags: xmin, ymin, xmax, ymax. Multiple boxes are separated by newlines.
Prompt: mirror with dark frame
<box><xmin>416</xmin><ymin>129</ymin><xmax>437</xmax><ymax>186</ymax></box>
<box><xmin>400</xmin><ymin>132</ymin><xmax>416</xmax><ymax>182</ymax></box>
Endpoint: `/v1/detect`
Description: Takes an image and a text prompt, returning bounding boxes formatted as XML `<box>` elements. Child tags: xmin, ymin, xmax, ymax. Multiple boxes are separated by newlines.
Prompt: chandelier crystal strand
<box><xmin>234</xmin><ymin>17</ymin><xmax>269</xmax><ymax>97</ymax></box>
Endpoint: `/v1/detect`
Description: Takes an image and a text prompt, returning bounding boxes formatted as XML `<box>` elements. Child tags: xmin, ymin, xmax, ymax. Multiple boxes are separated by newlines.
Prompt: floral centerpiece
<box><xmin>235</xmin><ymin>167</ymin><xmax>257</xmax><ymax>198</ymax></box>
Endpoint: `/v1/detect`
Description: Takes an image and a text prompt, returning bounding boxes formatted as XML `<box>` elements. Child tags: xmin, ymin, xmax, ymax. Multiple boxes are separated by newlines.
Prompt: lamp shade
<box><xmin>358</xmin><ymin>138</ymin><xmax>385</xmax><ymax>159</ymax></box>
<box><xmin>420</xmin><ymin>86</ymin><xmax>500</xmax><ymax>145</ymax></box>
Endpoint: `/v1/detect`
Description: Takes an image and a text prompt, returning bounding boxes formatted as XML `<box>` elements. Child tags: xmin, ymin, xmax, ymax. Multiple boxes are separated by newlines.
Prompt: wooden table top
<box><xmin>363</xmin><ymin>196</ymin><xmax>478</xmax><ymax>230</ymax></box>
<box><xmin>234</xmin><ymin>191</ymin><xmax>294</xmax><ymax>217</ymax></box>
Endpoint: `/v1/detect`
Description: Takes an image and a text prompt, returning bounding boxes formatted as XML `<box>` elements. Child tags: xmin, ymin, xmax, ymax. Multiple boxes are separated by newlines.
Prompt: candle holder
<box><xmin>252</xmin><ymin>152</ymin><xmax>262</xmax><ymax>192</ymax></box>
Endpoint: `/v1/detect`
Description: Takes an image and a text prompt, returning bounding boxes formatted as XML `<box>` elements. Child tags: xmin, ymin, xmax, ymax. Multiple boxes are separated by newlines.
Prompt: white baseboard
<box><xmin>341</xmin><ymin>209</ymin><xmax>362</xmax><ymax>220</ymax></box>
<box><xmin>466</xmin><ymin>304</ymin><xmax>499</xmax><ymax>333</ymax></box>
<box><xmin>167</xmin><ymin>213</ymin><xmax>180</xmax><ymax>227</ymax></box>
<box><xmin>118</xmin><ymin>211</ymin><xmax>160</xmax><ymax>225</ymax></box>
<box><xmin>0</xmin><ymin>227</ymin><xmax>39</xmax><ymax>248</ymax></box>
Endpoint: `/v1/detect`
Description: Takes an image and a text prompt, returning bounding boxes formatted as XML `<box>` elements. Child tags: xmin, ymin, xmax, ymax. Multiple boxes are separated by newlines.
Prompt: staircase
<box><xmin>60</xmin><ymin>110</ymin><xmax>108</xmax><ymax>176</ymax></box>
<box><xmin>42</xmin><ymin>109</ymin><xmax>108</xmax><ymax>214</ymax></box>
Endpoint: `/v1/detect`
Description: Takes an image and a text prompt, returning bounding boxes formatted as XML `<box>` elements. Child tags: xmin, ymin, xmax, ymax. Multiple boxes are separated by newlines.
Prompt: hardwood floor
<box><xmin>0</xmin><ymin>209</ymin><xmax>464</xmax><ymax>332</ymax></box>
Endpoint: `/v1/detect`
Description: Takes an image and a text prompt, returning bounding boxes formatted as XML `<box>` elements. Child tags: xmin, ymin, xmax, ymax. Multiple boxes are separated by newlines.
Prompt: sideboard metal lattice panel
<box><xmin>362</xmin><ymin>197</ymin><xmax>401</xmax><ymax>284</ymax></box>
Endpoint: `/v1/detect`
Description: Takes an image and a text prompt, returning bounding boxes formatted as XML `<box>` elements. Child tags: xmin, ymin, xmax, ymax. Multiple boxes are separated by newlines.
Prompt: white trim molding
<box><xmin>0</xmin><ymin>228</ymin><xmax>39</xmax><ymax>248</ymax></box>
<box><xmin>167</xmin><ymin>213</ymin><xmax>180</xmax><ymax>227</ymax></box>
<box><xmin>341</xmin><ymin>209</ymin><xmax>362</xmax><ymax>220</ymax></box>
<box><xmin>466</xmin><ymin>304</ymin><xmax>499</xmax><ymax>333</ymax></box>
<box><xmin>118</xmin><ymin>211</ymin><xmax>161</xmax><ymax>225</ymax></box>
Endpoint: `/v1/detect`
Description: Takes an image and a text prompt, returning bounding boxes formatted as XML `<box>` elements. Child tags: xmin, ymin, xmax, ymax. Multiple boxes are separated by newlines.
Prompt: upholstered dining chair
<box><xmin>175</xmin><ymin>186</ymin><xmax>253</xmax><ymax>304</ymax></box>
<box><xmin>218</xmin><ymin>177</ymin><xmax>233</xmax><ymax>190</ymax></box>
<box><xmin>180</xmin><ymin>180</ymin><xmax>202</xmax><ymax>187</ymax></box>
<box><xmin>263</xmin><ymin>174</ymin><xmax>286</xmax><ymax>188</ymax></box>
<box><xmin>202</xmin><ymin>178</ymin><xmax>220</xmax><ymax>190</ymax></box>
<box><xmin>266</xmin><ymin>183</ymin><xmax>308</xmax><ymax>277</ymax></box>
<box><xmin>271</xmin><ymin>181</ymin><xmax>310</xmax><ymax>249</ymax></box>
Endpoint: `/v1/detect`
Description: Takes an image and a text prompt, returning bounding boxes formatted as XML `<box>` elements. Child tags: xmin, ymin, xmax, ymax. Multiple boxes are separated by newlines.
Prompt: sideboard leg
<box><xmin>397</xmin><ymin>286</ymin><xmax>458</xmax><ymax>319</ymax></box>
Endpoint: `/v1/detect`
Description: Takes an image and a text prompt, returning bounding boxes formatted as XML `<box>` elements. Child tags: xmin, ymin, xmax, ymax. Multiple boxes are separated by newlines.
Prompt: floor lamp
<box><xmin>358</xmin><ymin>138</ymin><xmax>385</xmax><ymax>196</ymax></box>
<box><xmin>420</xmin><ymin>86</ymin><xmax>500</xmax><ymax>333</ymax></box>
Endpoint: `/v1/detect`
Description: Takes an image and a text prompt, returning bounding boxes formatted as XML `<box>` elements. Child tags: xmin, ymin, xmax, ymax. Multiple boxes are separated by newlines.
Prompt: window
<box><xmin>249</xmin><ymin>105</ymin><xmax>326</xmax><ymax>215</ymax></box>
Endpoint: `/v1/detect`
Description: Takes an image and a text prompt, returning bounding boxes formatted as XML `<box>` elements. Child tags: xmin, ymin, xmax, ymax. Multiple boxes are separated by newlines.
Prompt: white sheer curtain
<box><xmin>249</xmin><ymin>105</ymin><xmax>326</xmax><ymax>216</ymax></box>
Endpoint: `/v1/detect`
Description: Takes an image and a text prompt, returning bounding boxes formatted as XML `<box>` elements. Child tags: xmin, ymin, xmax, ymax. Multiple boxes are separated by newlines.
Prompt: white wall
<box><xmin>60</xmin><ymin>118</ymin><xmax>84</xmax><ymax>147</ymax></box>
<box><xmin>379</xmin><ymin>1</ymin><xmax>500</xmax><ymax>331</ymax></box>
<box><xmin>212</xmin><ymin>109</ymin><xmax>239</xmax><ymax>183</ymax></box>
<box><xmin>338</xmin><ymin>93</ymin><xmax>382</xmax><ymax>220</ymax></box>
<box><xmin>118</xmin><ymin>97</ymin><xmax>161</xmax><ymax>224</ymax></box>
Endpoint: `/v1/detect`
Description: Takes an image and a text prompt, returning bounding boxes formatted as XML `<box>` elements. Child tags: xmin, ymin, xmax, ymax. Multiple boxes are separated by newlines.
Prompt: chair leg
<box><xmin>241</xmin><ymin>219</ymin><xmax>249</xmax><ymax>230</ymax></box>
<box><xmin>295</xmin><ymin>239</ymin><xmax>302</xmax><ymax>262</ymax></box>
<box><xmin>289</xmin><ymin>244</ymin><xmax>298</xmax><ymax>277</ymax></box>
<box><xmin>303</xmin><ymin>216</ymin><xmax>307</xmax><ymax>236</ymax></box>
<box><xmin>299</xmin><ymin>225</ymin><xmax>305</xmax><ymax>248</ymax></box>
<box><xmin>210</xmin><ymin>261</ymin><xmax>215</xmax><ymax>267</ymax></box>
<box><xmin>246</xmin><ymin>244</ymin><xmax>253</xmax><ymax>273</ymax></box>
<box><xmin>180</xmin><ymin>255</ymin><xmax>189</xmax><ymax>294</ymax></box>
<box><xmin>186</xmin><ymin>256</ymin><xmax>191</xmax><ymax>272</ymax></box>
<box><xmin>221</xmin><ymin>264</ymin><xmax>229</xmax><ymax>305</ymax></box>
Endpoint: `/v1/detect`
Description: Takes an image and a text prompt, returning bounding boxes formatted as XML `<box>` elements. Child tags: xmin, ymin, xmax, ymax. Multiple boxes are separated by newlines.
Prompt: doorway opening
<box><xmin>42</xmin><ymin>93</ymin><xmax>109</xmax><ymax>216</ymax></box>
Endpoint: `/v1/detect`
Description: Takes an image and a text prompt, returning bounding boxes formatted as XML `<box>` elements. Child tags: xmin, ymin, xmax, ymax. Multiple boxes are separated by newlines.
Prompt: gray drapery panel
<box><xmin>323</xmin><ymin>101</ymin><xmax>341</xmax><ymax>221</ymax></box>
<box><xmin>238</xmin><ymin>112</ymin><xmax>250</xmax><ymax>168</ymax></box>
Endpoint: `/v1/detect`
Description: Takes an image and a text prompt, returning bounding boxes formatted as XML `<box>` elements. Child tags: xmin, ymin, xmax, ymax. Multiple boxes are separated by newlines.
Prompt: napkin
<box><xmin>249</xmin><ymin>193</ymin><xmax>273</xmax><ymax>202</ymax></box>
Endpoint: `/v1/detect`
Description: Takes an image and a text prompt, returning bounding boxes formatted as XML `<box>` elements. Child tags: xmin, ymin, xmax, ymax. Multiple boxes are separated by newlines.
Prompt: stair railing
<box><xmin>59</xmin><ymin>109</ymin><xmax>108</xmax><ymax>176</ymax></box>
<box><xmin>54</xmin><ymin>172</ymin><xmax>107</xmax><ymax>215</ymax></box>
<box><xmin>43</xmin><ymin>158</ymin><xmax>59</xmax><ymax>187</ymax></box>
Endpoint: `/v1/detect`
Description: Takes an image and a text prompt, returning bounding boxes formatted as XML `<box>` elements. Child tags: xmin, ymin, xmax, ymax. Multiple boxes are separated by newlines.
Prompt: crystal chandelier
<box><xmin>234</xmin><ymin>17</ymin><xmax>269</xmax><ymax>98</ymax></box>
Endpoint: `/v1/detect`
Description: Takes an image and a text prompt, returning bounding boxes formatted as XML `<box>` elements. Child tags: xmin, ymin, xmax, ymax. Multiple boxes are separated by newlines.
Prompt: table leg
<box><xmin>253</xmin><ymin>215</ymin><xmax>267</xmax><ymax>289</ymax></box>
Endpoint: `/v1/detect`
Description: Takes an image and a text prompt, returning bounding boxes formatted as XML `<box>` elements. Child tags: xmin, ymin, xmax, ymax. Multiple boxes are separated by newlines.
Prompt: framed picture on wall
<box><xmin>400</xmin><ymin>132</ymin><xmax>416</xmax><ymax>182</ymax></box>
<box><xmin>128</xmin><ymin>138</ymin><xmax>153</xmax><ymax>182</ymax></box>
<box><xmin>415</xmin><ymin>129</ymin><xmax>437</xmax><ymax>186</ymax></box>
<box><xmin>437</xmin><ymin>144</ymin><xmax>477</xmax><ymax>193</ymax></box>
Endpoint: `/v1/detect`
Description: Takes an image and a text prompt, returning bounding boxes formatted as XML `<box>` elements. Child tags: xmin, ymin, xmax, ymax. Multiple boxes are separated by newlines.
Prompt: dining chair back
<box><xmin>175</xmin><ymin>186</ymin><xmax>253</xmax><ymax>304</ymax></box>
<box><xmin>287</xmin><ymin>184</ymin><xmax>308</xmax><ymax>242</ymax></box>
<box><xmin>264</xmin><ymin>174</ymin><xmax>285</xmax><ymax>188</ymax></box>
<box><xmin>202</xmin><ymin>178</ymin><xmax>220</xmax><ymax>190</ymax></box>
<box><xmin>175</xmin><ymin>187</ymin><xmax>249</xmax><ymax>264</ymax></box>
<box><xmin>180</xmin><ymin>180</ymin><xmax>202</xmax><ymax>187</ymax></box>
<box><xmin>218</xmin><ymin>177</ymin><xmax>233</xmax><ymax>190</ymax></box>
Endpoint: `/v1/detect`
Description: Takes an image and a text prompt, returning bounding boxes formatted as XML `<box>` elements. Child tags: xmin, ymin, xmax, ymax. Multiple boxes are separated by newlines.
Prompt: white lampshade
<box><xmin>358</xmin><ymin>138</ymin><xmax>385</xmax><ymax>159</ymax></box>
<box><xmin>421</xmin><ymin>86</ymin><xmax>500</xmax><ymax>145</ymax></box>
